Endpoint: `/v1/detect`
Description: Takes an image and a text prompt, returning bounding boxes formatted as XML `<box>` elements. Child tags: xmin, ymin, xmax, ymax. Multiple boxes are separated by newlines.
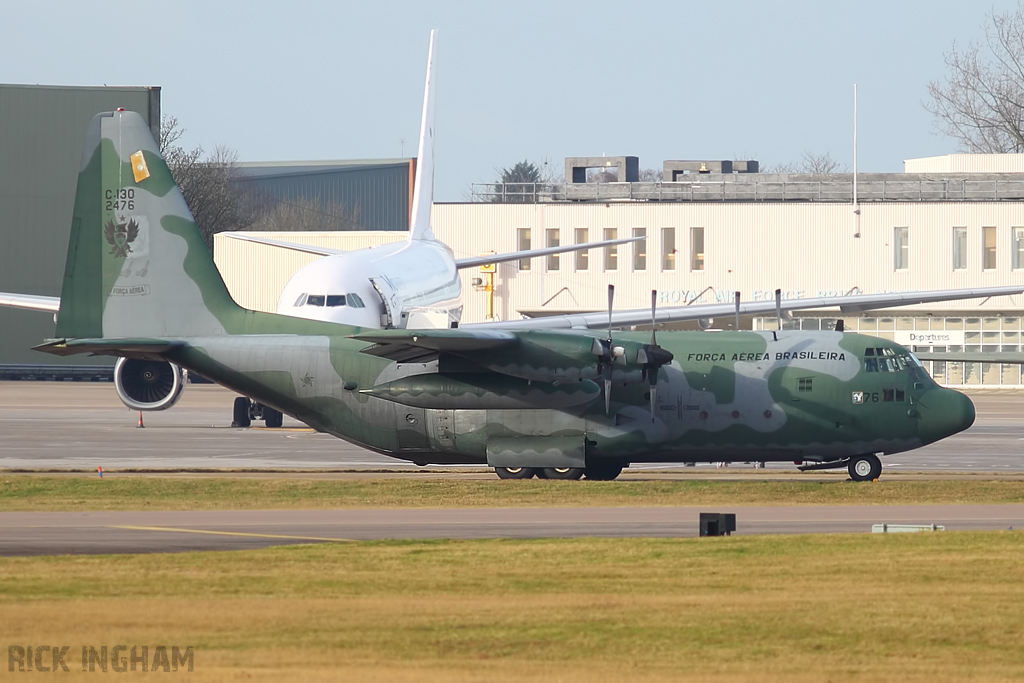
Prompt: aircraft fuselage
<box><xmin>165</xmin><ymin>329</ymin><xmax>975</xmax><ymax>467</ymax></box>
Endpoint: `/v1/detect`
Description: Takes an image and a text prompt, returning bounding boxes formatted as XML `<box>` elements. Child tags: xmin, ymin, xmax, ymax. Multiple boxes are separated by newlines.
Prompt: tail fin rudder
<box><xmin>407</xmin><ymin>29</ymin><xmax>437</xmax><ymax>242</ymax></box>
<box><xmin>55</xmin><ymin>110</ymin><xmax>245</xmax><ymax>341</ymax></box>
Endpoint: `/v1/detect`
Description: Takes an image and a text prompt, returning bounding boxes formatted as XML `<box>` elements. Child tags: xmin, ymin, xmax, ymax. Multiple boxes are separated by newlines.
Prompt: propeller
<box><xmin>591</xmin><ymin>285</ymin><xmax>624</xmax><ymax>414</ymax></box>
<box><xmin>636</xmin><ymin>290</ymin><xmax>674</xmax><ymax>422</ymax></box>
<box><xmin>602</xmin><ymin>285</ymin><xmax>615</xmax><ymax>413</ymax></box>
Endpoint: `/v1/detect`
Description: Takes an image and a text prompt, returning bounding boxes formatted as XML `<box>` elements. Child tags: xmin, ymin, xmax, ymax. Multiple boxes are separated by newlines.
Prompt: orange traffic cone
<box><xmin>137</xmin><ymin>411</ymin><xmax>144</xmax><ymax>428</ymax></box>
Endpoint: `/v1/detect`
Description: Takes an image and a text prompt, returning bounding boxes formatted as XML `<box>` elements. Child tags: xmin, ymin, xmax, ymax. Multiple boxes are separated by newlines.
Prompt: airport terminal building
<box><xmin>216</xmin><ymin>155</ymin><xmax>1024</xmax><ymax>388</ymax></box>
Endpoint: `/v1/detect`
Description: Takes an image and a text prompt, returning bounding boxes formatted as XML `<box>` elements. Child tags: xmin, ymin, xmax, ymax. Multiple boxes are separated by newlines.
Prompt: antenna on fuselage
<box><xmin>775</xmin><ymin>288</ymin><xmax>782</xmax><ymax>333</ymax></box>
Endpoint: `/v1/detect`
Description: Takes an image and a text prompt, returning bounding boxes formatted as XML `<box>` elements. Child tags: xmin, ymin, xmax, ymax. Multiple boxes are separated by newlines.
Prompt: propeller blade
<box><xmin>650</xmin><ymin>289</ymin><xmax>657</xmax><ymax>345</ymax></box>
<box><xmin>607</xmin><ymin>284</ymin><xmax>615</xmax><ymax>342</ymax></box>
<box><xmin>734</xmin><ymin>291</ymin><xmax>741</xmax><ymax>330</ymax></box>
<box><xmin>604</xmin><ymin>378</ymin><xmax>612</xmax><ymax>414</ymax></box>
<box><xmin>649</xmin><ymin>384</ymin><xmax>657</xmax><ymax>422</ymax></box>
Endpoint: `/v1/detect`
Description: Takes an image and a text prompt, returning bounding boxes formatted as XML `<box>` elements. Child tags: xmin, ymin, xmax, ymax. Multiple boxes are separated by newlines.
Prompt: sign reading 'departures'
<box><xmin>892</xmin><ymin>330</ymin><xmax>966</xmax><ymax>346</ymax></box>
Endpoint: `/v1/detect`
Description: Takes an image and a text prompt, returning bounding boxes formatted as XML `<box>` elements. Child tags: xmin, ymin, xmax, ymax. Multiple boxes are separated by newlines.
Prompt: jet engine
<box><xmin>113</xmin><ymin>357</ymin><xmax>187</xmax><ymax>411</ymax></box>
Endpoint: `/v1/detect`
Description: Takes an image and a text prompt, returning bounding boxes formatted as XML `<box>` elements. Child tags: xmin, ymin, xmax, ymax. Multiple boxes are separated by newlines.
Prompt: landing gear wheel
<box><xmin>495</xmin><ymin>467</ymin><xmax>536</xmax><ymax>480</ymax></box>
<box><xmin>848</xmin><ymin>454</ymin><xmax>882</xmax><ymax>482</ymax></box>
<box><xmin>264</xmin><ymin>407</ymin><xmax>283</xmax><ymax>428</ymax></box>
<box><xmin>539</xmin><ymin>467</ymin><xmax>584</xmax><ymax>480</ymax></box>
<box><xmin>584</xmin><ymin>463</ymin><xmax>624</xmax><ymax>481</ymax></box>
<box><xmin>232</xmin><ymin>396</ymin><xmax>251</xmax><ymax>428</ymax></box>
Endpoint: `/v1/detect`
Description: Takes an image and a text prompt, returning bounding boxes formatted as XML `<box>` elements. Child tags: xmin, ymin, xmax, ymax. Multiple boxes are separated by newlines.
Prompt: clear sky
<box><xmin>4</xmin><ymin>0</ymin><xmax>1022</xmax><ymax>201</ymax></box>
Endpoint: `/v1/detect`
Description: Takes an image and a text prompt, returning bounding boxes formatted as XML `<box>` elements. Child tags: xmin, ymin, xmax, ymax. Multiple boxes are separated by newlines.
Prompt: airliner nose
<box><xmin>918</xmin><ymin>389</ymin><xmax>975</xmax><ymax>445</ymax></box>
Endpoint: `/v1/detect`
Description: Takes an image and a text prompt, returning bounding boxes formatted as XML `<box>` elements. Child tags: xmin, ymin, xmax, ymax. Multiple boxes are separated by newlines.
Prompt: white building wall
<box><xmin>904</xmin><ymin>154</ymin><xmax>1024</xmax><ymax>173</ymax></box>
<box><xmin>432</xmin><ymin>202</ymin><xmax>1024</xmax><ymax>325</ymax></box>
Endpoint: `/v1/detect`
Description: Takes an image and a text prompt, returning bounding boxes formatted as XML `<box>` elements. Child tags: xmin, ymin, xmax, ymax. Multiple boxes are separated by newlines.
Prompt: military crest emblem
<box><xmin>104</xmin><ymin>216</ymin><xmax>140</xmax><ymax>258</ymax></box>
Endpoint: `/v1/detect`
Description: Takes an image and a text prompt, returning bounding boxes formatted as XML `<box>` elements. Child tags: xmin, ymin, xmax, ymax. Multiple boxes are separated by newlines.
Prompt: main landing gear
<box><xmin>493</xmin><ymin>463</ymin><xmax>624</xmax><ymax>481</ymax></box>
<box><xmin>848</xmin><ymin>454</ymin><xmax>882</xmax><ymax>482</ymax></box>
<box><xmin>232</xmin><ymin>397</ymin><xmax>283</xmax><ymax>428</ymax></box>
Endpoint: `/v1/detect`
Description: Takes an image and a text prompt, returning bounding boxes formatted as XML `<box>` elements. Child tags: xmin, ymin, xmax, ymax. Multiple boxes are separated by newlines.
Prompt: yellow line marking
<box><xmin>111</xmin><ymin>525</ymin><xmax>354</xmax><ymax>543</ymax></box>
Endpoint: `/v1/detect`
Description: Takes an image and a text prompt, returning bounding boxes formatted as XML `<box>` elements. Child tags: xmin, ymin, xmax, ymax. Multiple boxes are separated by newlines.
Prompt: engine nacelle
<box><xmin>114</xmin><ymin>357</ymin><xmax>186</xmax><ymax>411</ymax></box>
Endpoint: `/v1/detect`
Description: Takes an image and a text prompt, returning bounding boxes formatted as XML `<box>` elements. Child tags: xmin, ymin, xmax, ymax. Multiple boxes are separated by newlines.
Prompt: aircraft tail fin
<box><xmin>407</xmin><ymin>30</ymin><xmax>438</xmax><ymax>242</ymax></box>
<box><xmin>54</xmin><ymin>110</ymin><xmax>246</xmax><ymax>342</ymax></box>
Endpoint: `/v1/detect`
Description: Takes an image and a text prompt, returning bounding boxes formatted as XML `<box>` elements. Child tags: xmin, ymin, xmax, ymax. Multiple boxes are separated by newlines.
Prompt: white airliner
<box><xmin>219</xmin><ymin>30</ymin><xmax>639</xmax><ymax>331</ymax></box>
<box><xmin>3</xmin><ymin>30</ymin><xmax>1023</xmax><ymax>426</ymax></box>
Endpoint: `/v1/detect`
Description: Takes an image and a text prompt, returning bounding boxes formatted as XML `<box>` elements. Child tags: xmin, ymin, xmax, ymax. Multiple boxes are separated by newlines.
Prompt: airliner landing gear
<box><xmin>495</xmin><ymin>467</ymin><xmax>536</xmax><ymax>479</ymax></box>
<box><xmin>848</xmin><ymin>454</ymin><xmax>882</xmax><ymax>482</ymax></box>
<box><xmin>539</xmin><ymin>467</ymin><xmax>585</xmax><ymax>480</ymax></box>
<box><xmin>231</xmin><ymin>397</ymin><xmax>283</xmax><ymax>428</ymax></box>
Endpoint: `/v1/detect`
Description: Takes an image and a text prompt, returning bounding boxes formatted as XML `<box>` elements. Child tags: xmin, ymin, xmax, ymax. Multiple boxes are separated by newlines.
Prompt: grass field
<box><xmin>1</xmin><ymin>475</ymin><xmax>1024</xmax><ymax>511</ymax></box>
<box><xmin>2</xmin><ymin>533</ymin><xmax>1023</xmax><ymax>682</ymax></box>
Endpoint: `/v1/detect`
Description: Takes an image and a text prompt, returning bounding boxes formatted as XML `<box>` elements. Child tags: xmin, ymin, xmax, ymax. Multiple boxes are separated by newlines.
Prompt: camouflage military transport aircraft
<box><xmin>26</xmin><ymin>110</ymin><xmax>1024</xmax><ymax>481</ymax></box>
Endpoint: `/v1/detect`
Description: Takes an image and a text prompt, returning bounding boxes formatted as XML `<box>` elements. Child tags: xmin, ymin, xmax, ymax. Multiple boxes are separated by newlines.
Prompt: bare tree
<box><xmin>245</xmin><ymin>196</ymin><xmax>365</xmax><ymax>232</ymax></box>
<box><xmin>160</xmin><ymin>117</ymin><xmax>248</xmax><ymax>251</ymax></box>
<box><xmin>926</xmin><ymin>6</ymin><xmax>1024</xmax><ymax>153</ymax></box>
<box><xmin>638</xmin><ymin>168</ymin><xmax>663</xmax><ymax>182</ymax></box>
<box><xmin>762</xmin><ymin>151</ymin><xmax>846</xmax><ymax>174</ymax></box>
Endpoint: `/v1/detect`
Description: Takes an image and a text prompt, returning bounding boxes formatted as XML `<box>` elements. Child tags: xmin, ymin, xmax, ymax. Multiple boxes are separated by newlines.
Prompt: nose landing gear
<box><xmin>848</xmin><ymin>454</ymin><xmax>882</xmax><ymax>482</ymax></box>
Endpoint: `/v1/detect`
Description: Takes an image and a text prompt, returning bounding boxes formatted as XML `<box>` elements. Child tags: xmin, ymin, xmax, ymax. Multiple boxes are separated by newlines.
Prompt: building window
<box><xmin>953</xmin><ymin>227</ymin><xmax>967</xmax><ymax>270</ymax></box>
<box><xmin>894</xmin><ymin>227</ymin><xmax>908</xmax><ymax>270</ymax></box>
<box><xmin>662</xmin><ymin>227</ymin><xmax>676</xmax><ymax>271</ymax></box>
<box><xmin>983</xmin><ymin>226</ymin><xmax>997</xmax><ymax>270</ymax></box>
<box><xmin>604</xmin><ymin>228</ymin><xmax>618</xmax><ymax>271</ymax></box>
<box><xmin>546</xmin><ymin>228</ymin><xmax>560</xmax><ymax>271</ymax></box>
<box><xmin>690</xmin><ymin>227</ymin><xmax>704</xmax><ymax>271</ymax></box>
<box><xmin>575</xmin><ymin>228</ymin><xmax>589</xmax><ymax>271</ymax></box>
<box><xmin>1013</xmin><ymin>227</ymin><xmax>1024</xmax><ymax>269</ymax></box>
<box><xmin>632</xmin><ymin>228</ymin><xmax>646</xmax><ymax>271</ymax></box>
<box><xmin>517</xmin><ymin>228</ymin><xmax>531</xmax><ymax>271</ymax></box>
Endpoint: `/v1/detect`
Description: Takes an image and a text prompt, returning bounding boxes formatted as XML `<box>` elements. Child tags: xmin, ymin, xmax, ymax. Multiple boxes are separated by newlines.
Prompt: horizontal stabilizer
<box><xmin>0</xmin><ymin>292</ymin><xmax>61</xmax><ymax>313</ymax></box>
<box><xmin>33</xmin><ymin>338</ymin><xmax>183</xmax><ymax>357</ymax></box>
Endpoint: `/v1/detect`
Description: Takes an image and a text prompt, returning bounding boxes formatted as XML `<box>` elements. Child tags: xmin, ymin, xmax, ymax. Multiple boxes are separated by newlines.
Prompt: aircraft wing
<box><xmin>914</xmin><ymin>351</ymin><xmax>1024</xmax><ymax>364</ymax></box>
<box><xmin>353</xmin><ymin>328</ymin><xmax>518</xmax><ymax>362</ymax></box>
<box><xmin>0</xmin><ymin>292</ymin><xmax>61</xmax><ymax>313</ymax></box>
<box><xmin>462</xmin><ymin>286</ymin><xmax>1024</xmax><ymax>331</ymax></box>
<box><xmin>455</xmin><ymin>236</ymin><xmax>642</xmax><ymax>269</ymax></box>
<box><xmin>218</xmin><ymin>232</ymin><xmax>344</xmax><ymax>257</ymax></box>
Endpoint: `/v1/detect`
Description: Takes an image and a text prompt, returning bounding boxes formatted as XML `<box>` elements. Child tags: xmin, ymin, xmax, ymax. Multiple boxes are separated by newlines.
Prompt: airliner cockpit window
<box><xmin>326</xmin><ymin>295</ymin><xmax>347</xmax><ymax>307</ymax></box>
<box><xmin>293</xmin><ymin>293</ymin><xmax>307</xmax><ymax>307</ymax></box>
<box><xmin>348</xmin><ymin>293</ymin><xmax>365</xmax><ymax>308</ymax></box>
<box><xmin>306</xmin><ymin>295</ymin><xmax>326</xmax><ymax>307</ymax></box>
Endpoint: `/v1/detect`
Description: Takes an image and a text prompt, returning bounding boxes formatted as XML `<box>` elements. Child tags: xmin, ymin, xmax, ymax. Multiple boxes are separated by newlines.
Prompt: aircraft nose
<box><xmin>918</xmin><ymin>389</ymin><xmax>975</xmax><ymax>445</ymax></box>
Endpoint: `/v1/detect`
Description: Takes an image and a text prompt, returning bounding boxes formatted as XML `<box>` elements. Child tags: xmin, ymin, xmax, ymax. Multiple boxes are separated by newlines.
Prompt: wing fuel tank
<box><xmin>361</xmin><ymin>374</ymin><xmax>601</xmax><ymax>410</ymax></box>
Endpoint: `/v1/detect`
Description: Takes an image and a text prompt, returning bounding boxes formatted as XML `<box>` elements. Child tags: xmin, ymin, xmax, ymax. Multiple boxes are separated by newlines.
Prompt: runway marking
<box><xmin>250</xmin><ymin>427</ymin><xmax>316</xmax><ymax>433</ymax></box>
<box><xmin>111</xmin><ymin>525</ymin><xmax>354</xmax><ymax>543</ymax></box>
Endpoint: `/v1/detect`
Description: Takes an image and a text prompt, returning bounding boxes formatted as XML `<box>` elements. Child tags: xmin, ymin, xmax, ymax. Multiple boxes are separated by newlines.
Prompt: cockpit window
<box><xmin>865</xmin><ymin>347</ymin><xmax>916</xmax><ymax>373</ymax></box>
<box><xmin>326</xmin><ymin>295</ymin><xmax>346</xmax><ymax>307</ymax></box>
<box><xmin>306</xmin><ymin>294</ymin><xmax>326</xmax><ymax>307</ymax></box>
<box><xmin>348</xmin><ymin>293</ymin><xmax>365</xmax><ymax>308</ymax></box>
<box><xmin>293</xmin><ymin>293</ymin><xmax>307</xmax><ymax>307</ymax></box>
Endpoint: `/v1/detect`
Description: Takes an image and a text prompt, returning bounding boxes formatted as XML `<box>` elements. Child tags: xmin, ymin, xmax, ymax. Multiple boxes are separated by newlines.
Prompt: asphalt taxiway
<box><xmin>0</xmin><ymin>381</ymin><xmax>1021</xmax><ymax>473</ymax></box>
<box><xmin>1</xmin><ymin>504</ymin><xmax>1021</xmax><ymax>556</ymax></box>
